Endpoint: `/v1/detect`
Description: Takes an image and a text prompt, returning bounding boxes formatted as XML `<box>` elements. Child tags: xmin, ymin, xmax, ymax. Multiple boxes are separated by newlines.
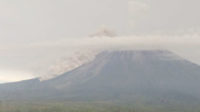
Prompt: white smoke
<box><xmin>31</xmin><ymin>33</ymin><xmax>200</xmax><ymax>51</ymax></box>
<box><xmin>40</xmin><ymin>50</ymin><xmax>98</xmax><ymax>80</ymax></box>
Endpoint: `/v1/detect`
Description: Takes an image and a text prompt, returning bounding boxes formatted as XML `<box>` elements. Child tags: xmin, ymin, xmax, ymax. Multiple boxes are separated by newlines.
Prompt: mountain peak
<box><xmin>96</xmin><ymin>50</ymin><xmax>182</xmax><ymax>62</ymax></box>
<box><xmin>1</xmin><ymin>50</ymin><xmax>200</xmax><ymax>102</ymax></box>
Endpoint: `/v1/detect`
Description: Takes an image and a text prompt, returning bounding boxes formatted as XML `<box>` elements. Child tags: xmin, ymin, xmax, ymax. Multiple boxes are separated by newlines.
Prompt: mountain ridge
<box><xmin>0</xmin><ymin>50</ymin><xmax>200</xmax><ymax>104</ymax></box>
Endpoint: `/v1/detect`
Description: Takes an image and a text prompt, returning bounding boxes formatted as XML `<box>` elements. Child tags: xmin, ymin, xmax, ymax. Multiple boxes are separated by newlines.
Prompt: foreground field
<box><xmin>0</xmin><ymin>101</ymin><xmax>200</xmax><ymax>112</ymax></box>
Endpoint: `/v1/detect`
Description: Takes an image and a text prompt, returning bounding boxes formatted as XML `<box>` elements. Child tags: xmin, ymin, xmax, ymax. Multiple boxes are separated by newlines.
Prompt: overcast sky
<box><xmin>0</xmin><ymin>0</ymin><xmax>200</xmax><ymax>83</ymax></box>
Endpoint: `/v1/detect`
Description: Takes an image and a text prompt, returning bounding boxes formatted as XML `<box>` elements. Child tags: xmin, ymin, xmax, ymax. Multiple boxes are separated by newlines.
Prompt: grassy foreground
<box><xmin>0</xmin><ymin>101</ymin><xmax>200</xmax><ymax>112</ymax></box>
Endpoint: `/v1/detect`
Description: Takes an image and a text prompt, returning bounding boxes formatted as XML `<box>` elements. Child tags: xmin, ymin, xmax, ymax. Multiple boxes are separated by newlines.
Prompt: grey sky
<box><xmin>0</xmin><ymin>0</ymin><xmax>130</xmax><ymax>44</ymax></box>
<box><xmin>0</xmin><ymin>0</ymin><xmax>200</xmax><ymax>82</ymax></box>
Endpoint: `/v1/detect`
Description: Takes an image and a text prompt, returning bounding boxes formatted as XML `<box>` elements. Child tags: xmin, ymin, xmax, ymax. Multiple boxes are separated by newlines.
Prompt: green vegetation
<box><xmin>0</xmin><ymin>101</ymin><xmax>200</xmax><ymax>112</ymax></box>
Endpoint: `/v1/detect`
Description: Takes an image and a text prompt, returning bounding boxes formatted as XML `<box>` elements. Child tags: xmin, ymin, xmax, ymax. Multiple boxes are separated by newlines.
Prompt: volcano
<box><xmin>0</xmin><ymin>50</ymin><xmax>200</xmax><ymax>104</ymax></box>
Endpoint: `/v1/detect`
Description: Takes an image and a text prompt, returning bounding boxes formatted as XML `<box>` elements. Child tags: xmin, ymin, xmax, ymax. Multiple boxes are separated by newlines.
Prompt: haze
<box><xmin>0</xmin><ymin>0</ymin><xmax>200</xmax><ymax>83</ymax></box>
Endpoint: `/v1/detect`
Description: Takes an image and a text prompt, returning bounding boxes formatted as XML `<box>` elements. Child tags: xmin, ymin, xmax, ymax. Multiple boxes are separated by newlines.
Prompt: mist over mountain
<box><xmin>40</xmin><ymin>51</ymin><xmax>98</xmax><ymax>80</ymax></box>
<box><xmin>0</xmin><ymin>50</ymin><xmax>200</xmax><ymax>105</ymax></box>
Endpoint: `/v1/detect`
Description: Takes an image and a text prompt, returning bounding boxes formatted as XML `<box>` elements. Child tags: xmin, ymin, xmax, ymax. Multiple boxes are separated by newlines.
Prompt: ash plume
<box><xmin>40</xmin><ymin>50</ymin><xmax>98</xmax><ymax>80</ymax></box>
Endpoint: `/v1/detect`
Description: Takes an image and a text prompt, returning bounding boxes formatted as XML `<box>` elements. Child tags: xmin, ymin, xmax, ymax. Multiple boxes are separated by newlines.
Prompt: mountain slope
<box><xmin>0</xmin><ymin>50</ymin><xmax>200</xmax><ymax>104</ymax></box>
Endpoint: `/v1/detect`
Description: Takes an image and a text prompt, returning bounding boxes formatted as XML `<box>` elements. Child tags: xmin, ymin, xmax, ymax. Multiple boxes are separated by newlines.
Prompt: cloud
<box><xmin>29</xmin><ymin>34</ymin><xmax>200</xmax><ymax>51</ymax></box>
<box><xmin>0</xmin><ymin>70</ymin><xmax>34</xmax><ymax>83</ymax></box>
<box><xmin>1</xmin><ymin>32</ymin><xmax>200</xmax><ymax>81</ymax></box>
<box><xmin>128</xmin><ymin>0</ymin><xmax>149</xmax><ymax>13</ymax></box>
<box><xmin>128</xmin><ymin>0</ymin><xmax>149</xmax><ymax>26</ymax></box>
<box><xmin>22</xmin><ymin>33</ymin><xmax>200</xmax><ymax>80</ymax></box>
